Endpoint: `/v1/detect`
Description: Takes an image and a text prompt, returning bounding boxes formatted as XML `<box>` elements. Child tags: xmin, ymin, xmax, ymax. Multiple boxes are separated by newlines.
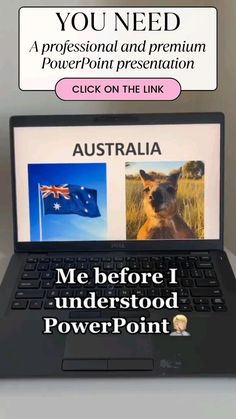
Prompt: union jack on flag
<box><xmin>40</xmin><ymin>185</ymin><xmax>70</xmax><ymax>200</ymax></box>
<box><xmin>40</xmin><ymin>184</ymin><xmax>101</xmax><ymax>218</ymax></box>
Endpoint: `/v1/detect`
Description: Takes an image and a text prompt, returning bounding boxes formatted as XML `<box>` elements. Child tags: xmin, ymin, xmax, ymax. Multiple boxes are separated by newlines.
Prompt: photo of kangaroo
<box><xmin>125</xmin><ymin>161</ymin><xmax>204</xmax><ymax>240</ymax></box>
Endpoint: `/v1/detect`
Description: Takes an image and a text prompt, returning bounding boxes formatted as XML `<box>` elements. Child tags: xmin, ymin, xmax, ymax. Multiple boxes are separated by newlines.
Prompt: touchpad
<box><xmin>63</xmin><ymin>333</ymin><xmax>153</xmax><ymax>370</ymax></box>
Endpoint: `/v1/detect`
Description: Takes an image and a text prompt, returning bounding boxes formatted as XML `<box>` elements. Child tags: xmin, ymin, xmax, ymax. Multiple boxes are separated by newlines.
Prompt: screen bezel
<box><xmin>10</xmin><ymin>112</ymin><xmax>224</xmax><ymax>253</ymax></box>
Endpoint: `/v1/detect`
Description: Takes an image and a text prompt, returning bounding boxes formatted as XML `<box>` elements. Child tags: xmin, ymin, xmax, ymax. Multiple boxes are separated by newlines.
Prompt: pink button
<box><xmin>55</xmin><ymin>78</ymin><xmax>181</xmax><ymax>101</ymax></box>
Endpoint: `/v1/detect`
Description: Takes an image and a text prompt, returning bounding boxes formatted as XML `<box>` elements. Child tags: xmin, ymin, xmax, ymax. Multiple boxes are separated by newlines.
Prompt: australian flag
<box><xmin>40</xmin><ymin>184</ymin><xmax>101</xmax><ymax>218</ymax></box>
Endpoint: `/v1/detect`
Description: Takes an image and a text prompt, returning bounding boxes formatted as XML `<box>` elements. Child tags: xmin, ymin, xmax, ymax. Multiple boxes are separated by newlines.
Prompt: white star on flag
<box><xmin>53</xmin><ymin>203</ymin><xmax>61</xmax><ymax>211</ymax></box>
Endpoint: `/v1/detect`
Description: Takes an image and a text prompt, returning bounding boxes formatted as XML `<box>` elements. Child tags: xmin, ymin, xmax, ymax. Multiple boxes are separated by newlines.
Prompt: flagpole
<box><xmin>38</xmin><ymin>183</ymin><xmax>43</xmax><ymax>242</ymax></box>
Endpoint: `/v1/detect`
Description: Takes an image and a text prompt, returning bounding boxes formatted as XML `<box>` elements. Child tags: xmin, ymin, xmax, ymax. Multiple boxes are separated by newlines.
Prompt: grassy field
<box><xmin>126</xmin><ymin>177</ymin><xmax>204</xmax><ymax>240</ymax></box>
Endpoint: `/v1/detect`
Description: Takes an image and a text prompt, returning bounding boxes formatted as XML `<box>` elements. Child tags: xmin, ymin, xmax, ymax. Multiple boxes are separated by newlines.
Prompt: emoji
<box><xmin>170</xmin><ymin>314</ymin><xmax>190</xmax><ymax>336</ymax></box>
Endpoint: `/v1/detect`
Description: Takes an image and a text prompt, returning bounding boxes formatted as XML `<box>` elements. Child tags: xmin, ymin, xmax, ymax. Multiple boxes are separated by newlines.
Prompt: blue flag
<box><xmin>40</xmin><ymin>184</ymin><xmax>101</xmax><ymax>218</ymax></box>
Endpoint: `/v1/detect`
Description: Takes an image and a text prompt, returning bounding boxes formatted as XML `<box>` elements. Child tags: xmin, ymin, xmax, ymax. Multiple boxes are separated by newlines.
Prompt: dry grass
<box><xmin>126</xmin><ymin>177</ymin><xmax>204</xmax><ymax>240</ymax></box>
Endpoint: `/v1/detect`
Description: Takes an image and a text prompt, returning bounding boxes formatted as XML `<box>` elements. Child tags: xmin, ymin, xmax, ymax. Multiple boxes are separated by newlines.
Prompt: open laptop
<box><xmin>0</xmin><ymin>112</ymin><xmax>236</xmax><ymax>377</ymax></box>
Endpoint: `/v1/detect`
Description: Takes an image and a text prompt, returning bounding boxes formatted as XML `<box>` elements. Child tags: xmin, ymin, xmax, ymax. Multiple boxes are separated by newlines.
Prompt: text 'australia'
<box><xmin>73</xmin><ymin>142</ymin><xmax>162</xmax><ymax>157</ymax></box>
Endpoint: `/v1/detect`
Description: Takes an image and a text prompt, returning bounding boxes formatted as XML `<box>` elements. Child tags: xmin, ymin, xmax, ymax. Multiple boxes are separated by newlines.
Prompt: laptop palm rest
<box><xmin>63</xmin><ymin>333</ymin><xmax>153</xmax><ymax>371</ymax></box>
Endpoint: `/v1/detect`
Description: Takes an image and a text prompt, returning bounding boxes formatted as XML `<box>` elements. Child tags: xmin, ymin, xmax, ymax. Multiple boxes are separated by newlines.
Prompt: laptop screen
<box><xmin>13</xmin><ymin>122</ymin><xmax>221</xmax><ymax>243</ymax></box>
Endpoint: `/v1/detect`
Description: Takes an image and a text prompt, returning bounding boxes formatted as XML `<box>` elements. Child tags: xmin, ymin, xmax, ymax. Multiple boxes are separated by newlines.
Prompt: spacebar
<box><xmin>191</xmin><ymin>288</ymin><xmax>222</xmax><ymax>297</ymax></box>
<box><xmin>69</xmin><ymin>310</ymin><xmax>101</xmax><ymax>319</ymax></box>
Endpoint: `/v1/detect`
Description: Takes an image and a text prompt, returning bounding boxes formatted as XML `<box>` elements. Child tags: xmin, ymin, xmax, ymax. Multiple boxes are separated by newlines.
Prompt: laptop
<box><xmin>0</xmin><ymin>112</ymin><xmax>236</xmax><ymax>377</ymax></box>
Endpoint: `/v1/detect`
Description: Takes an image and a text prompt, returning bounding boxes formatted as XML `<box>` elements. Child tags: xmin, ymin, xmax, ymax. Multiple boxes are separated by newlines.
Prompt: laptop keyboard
<box><xmin>11</xmin><ymin>254</ymin><xmax>227</xmax><ymax>313</ymax></box>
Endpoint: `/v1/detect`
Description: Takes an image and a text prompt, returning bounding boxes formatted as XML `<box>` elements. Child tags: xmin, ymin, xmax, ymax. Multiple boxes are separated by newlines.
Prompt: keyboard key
<box><xmin>200</xmin><ymin>256</ymin><xmax>210</xmax><ymax>261</ymax></box>
<box><xmin>15</xmin><ymin>290</ymin><xmax>45</xmax><ymax>299</ymax></box>
<box><xmin>21</xmin><ymin>272</ymin><xmax>40</xmax><ymax>280</ymax></box>
<box><xmin>52</xmin><ymin>257</ymin><xmax>63</xmax><ymax>262</ymax></box>
<box><xmin>161</xmin><ymin>289</ymin><xmax>174</xmax><ymax>297</ymax></box>
<box><xmin>146</xmin><ymin>288</ymin><xmax>159</xmax><ymax>297</ymax></box>
<box><xmin>177</xmin><ymin>269</ymin><xmax>188</xmax><ymax>278</ymax></box>
<box><xmin>197</xmin><ymin>262</ymin><xmax>213</xmax><ymax>269</ymax></box>
<box><xmin>179</xmin><ymin>298</ymin><xmax>190</xmax><ymax>305</ymax></box>
<box><xmin>47</xmin><ymin>290</ymin><xmax>59</xmax><ymax>298</ymax></box>
<box><xmin>55</xmin><ymin>282</ymin><xmax>68</xmax><ymax>288</ymax></box>
<box><xmin>12</xmin><ymin>300</ymin><xmax>28</xmax><ymax>309</ymax></box>
<box><xmin>60</xmin><ymin>289</ymin><xmax>74</xmax><ymax>297</ymax></box>
<box><xmin>93</xmin><ymin>289</ymin><xmax>104</xmax><ymax>297</ymax></box>
<box><xmin>142</xmin><ymin>262</ymin><xmax>153</xmax><ymax>269</ymax></box>
<box><xmin>120</xmin><ymin>289</ymin><xmax>131</xmax><ymax>297</ymax></box>
<box><xmin>181</xmin><ymin>279</ymin><xmax>194</xmax><ymax>287</ymax></box>
<box><xmin>90</xmin><ymin>262</ymin><xmax>102</xmax><ymax>269</ymax></box>
<box><xmin>69</xmin><ymin>310</ymin><xmax>100</xmax><ymax>319</ymax></box>
<box><xmin>18</xmin><ymin>281</ymin><xmax>40</xmax><ymax>289</ymax></box>
<box><xmin>191</xmin><ymin>288</ymin><xmax>222</xmax><ymax>297</ymax></box>
<box><xmin>195</xmin><ymin>305</ymin><xmax>211</xmax><ymax>312</ymax></box>
<box><xmin>100</xmin><ymin>310</ymin><xmax>119</xmax><ymax>318</ymax></box>
<box><xmin>168</xmin><ymin>279</ymin><xmax>180</xmax><ymax>287</ymax></box>
<box><xmin>177</xmin><ymin>288</ymin><xmax>189</xmax><ymax>297</ymax></box>
<box><xmin>195</xmin><ymin>278</ymin><xmax>219</xmax><ymax>287</ymax></box>
<box><xmin>178</xmin><ymin>305</ymin><xmax>193</xmax><ymax>312</ymax></box>
<box><xmin>212</xmin><ymin>298</ymin><xmax>225</xmax><ymax>305</ymax></box>
<box><xmin>44</xmin><ymin>300</ymin><xmax>56</xmax><ymax>309</ymax></box>
<box><xmin>164</xmin><ymin>256</ymin><xmax>175</xmax><ymax>263</ymax></box>
<box><xmin>129</xmin><ymin>262</ymin><xmax>140</xmax><ymax>269</ymax></box>
<box><xmin>39</xmin><ymin>257</ymin><xmax>50</xmax><ymax>263</ymax></box>
<box><xmin>37</xmin><ymin>263</ymin><xmax>49</xmax><ymax>271</ymax></box>
<box><xmin>75</xmin><ymin>289</ymin><xmax>87</xmax><ymax>298</ymax></box>
<box><xmin>194</xmin><ymin>298</ymin><xmax>209</xmax><ymax>305</ymax></box>
<box><xmin>42</xmin><ymin>280</ymin><xmax>54</xmax><ymax>289</ymax></box>
<box><xmin>24</xmin><ymin>263</ymin><xmax>36</xmax><ymax>271</ymax></box>
<box><xmin>29</xmin><ymin>300</ymin><xmax>43</xmax><ymax>309</ymax></box>
<box><xmin>51</xmin><ymin>262</ymin><xmax>64</xmax><ymax>270</ymax></box>
<box><xmin>151</xmin><ymin>256</ymin><xmax>162</xmax><ymax>261</ymax></box>
<box><xmin>176</xmin><ymin>256</ymin><xmax>186</xmax><ymax>262</ymax></box>
<box><xmin>27</xmin><ymin>257</ymin><xmax>38</xmax><ymax>263</ymax></box>
<box><xmin>204</xmin><ymin>269</ymin><xmax>216</xmax><ymax>278</ymax></box>
<box><xmin>188</xmin><ymin>257</ymin><xmax>197</xmax><ymax>265</ymax></box>
<box><xmin>181</xmin><ymin>261</ymin><xmax>194</xmax><ymax>269</ymax></box>
<box><xmin>77</xmin><ymin>262</ymin><xmax>87</xmax><ymax>269</ymax></box>
<box><xmin>89</xmin><ymin>257</ymin><xmax>99</xmax><ymax>262</ymax></box>
<box><xmin>212</xmin><ymin>304</ymin><xmax>227</xmax><ymax>312</ymax></box>
<box><xmin>119</xmin><ymin>310</ymin><xmax>149</xmax><ymax>318</ymax></box>
<box><xmin>104</xmin><ymin>288</ymin><xmax>116</xmax><ymax>297</ymax></box>
<box><xmin>84</xmin><ymin>280</ymin><xmax>95</xmax><ymax>288</ymax></box>
<box><xmin>64</xmin><ymin>257</ymin><xmax>75</xmax><ymax>263</ymax></box>
<box><xmin>41</xmin><ymin>272</ymin><xmax>54</xmax><ymax>279</ymax></box>
<box><xmin>64</xmin><ymin>263</ymin><xmax>76</xmax><ymax>269</ymax></box>
<box><xmin>116</xmin><ymin>262</ymin><xmax>126</xmax><ymax>269</ymax></box>
<box><xmin>103</xmin><ymin>262</ymin><xmax>114</xmax><ymax>270</ymax></box>
<box><xmin>191</xmin><ymin>269</ymin><xmax>202</xmax><ymax>278</ymax></box>
<box><xmin>134</xmin><ymin>289</ymin><xmax>146</xmax><ymax>297</ymax></box>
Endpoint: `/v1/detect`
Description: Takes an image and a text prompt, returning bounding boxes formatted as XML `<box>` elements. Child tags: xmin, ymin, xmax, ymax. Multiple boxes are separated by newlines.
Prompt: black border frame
<box><xmin>10</xmin><ymin>112</ymin><xmax>224</xmax><ymax>253</ymax></box>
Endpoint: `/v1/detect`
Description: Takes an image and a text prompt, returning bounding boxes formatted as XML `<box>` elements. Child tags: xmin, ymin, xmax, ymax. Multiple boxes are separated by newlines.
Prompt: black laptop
<box><xmin>0</xmin><ymin>112</ymin><xmax>236</xmax><ymax>377</ymax></box>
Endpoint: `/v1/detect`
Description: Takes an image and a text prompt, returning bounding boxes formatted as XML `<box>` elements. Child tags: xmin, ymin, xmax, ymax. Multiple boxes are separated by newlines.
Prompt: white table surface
<box><xmin>0</xmin><ymin>249</ymin><xmax>236</xmax><ymax>419</ymax></box>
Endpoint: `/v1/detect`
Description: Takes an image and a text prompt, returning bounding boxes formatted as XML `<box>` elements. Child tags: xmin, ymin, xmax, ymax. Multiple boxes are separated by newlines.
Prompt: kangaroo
<box><xmin>137</xmin><ymin>169</ymin><xmax>196</xmax><ymax>240</ymax></box>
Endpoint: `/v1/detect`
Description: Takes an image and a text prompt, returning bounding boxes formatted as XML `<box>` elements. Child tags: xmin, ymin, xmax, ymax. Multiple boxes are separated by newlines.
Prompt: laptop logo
<box><xmin>111</xmin><ymin>242</ymin><xmax>126</xmax><ymax>249</ymax></box>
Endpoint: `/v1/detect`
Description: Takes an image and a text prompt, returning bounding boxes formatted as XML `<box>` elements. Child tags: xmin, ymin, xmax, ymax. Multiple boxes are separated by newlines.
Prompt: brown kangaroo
<box><xmin>137</xmin><ymin>169</ymin><xmax>196</xmax><ymax>240</ymax></box>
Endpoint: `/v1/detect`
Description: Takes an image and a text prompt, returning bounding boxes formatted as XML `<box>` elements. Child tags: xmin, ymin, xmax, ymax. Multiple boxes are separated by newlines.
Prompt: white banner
<box><xmin>19</xmin><ymin>7</ymin><xmax>217</xmax><ymax>91</ymax></box>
